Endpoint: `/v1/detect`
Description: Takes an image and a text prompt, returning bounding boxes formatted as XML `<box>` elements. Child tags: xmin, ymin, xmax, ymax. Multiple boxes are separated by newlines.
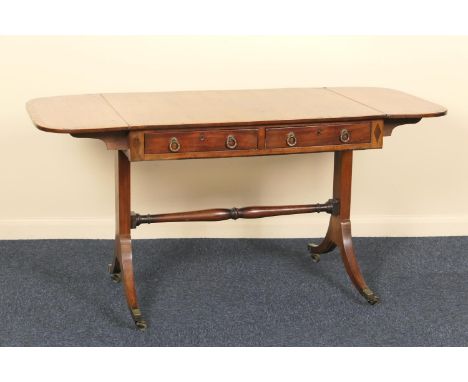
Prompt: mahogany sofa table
<box><xmin>27</xmin><ymin>87</ymin><xmax>446</xmax><ymax>330</ymax></box>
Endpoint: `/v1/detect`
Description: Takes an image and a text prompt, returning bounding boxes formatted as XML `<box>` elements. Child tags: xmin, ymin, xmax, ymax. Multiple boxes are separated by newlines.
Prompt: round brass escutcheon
<box><xmin>339</xmin><ymin>129</ymin><xmax>350</xmax><ymax>143</ymax></box>
<box><xmin>169</xmin><ymin>137</ymin><xmax>181</xmax><ymax>152</ymax></box>
<box><xmin>226</xmin><ymin>134</ymin><xmax>238</xmax><ymax>149</ymax></box>
<box><xmin>286</xmin><ymin>132</ymin><xmax>297</xmax><ymax>147</ymax></box>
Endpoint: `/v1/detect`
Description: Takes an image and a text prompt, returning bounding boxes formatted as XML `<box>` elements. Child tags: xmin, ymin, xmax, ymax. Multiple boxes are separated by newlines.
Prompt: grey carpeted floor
<box><xmin>0</xmin><ymin>238</ymin><xmax>467</xmax><ymax>346</ymax></box>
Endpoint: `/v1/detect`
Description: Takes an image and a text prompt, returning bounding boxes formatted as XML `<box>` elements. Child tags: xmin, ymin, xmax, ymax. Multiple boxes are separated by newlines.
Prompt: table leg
<box><xmin>308</xmin><ymin>151</ymin><xmax>379</xmax><ymax>304</ymax></box>
<box><xmin>307</xmin><ymin>222</ymin><xmax>336</xmax><ymax>262</ymax></box>
<box><xmin>108</xmin><ymin>150</ymin><xmax>147</xmax><ymax>330</ymax></box>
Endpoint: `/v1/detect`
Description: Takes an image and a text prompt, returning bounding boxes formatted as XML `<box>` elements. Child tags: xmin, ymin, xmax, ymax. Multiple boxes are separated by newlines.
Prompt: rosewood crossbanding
<box><xmin>26</xmin><ymin>87</ymin><xmax>447</xmax><ymax>330</ymax></box>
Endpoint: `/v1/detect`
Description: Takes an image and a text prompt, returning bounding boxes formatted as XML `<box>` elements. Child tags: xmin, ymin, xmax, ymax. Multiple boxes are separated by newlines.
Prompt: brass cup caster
<box><xmin>362</xmin><ymin>288</ymin><xmax>380</xmax><ymax>305</ymax></box>
<box><xmin>307</xmin><ymin>244</ymin><xmax>321</xmax><ymax>262</ymax></box>
<box><xmin>310</xmin><ymin>253</ymin><xmax>321</xmax><ymax>263</ymax></box>
<box><xmin>110</xmin><ymin>273</ymin><xmax>121</xmax><ymax>283</ymax></box>
<box><xmin>135</xmin><ymin>319</ymin><xmax>148</xmax><ymax>331</ymax></box>
<box><xmin>131</xmin><ymin>308</ymin><xmax>147</xmax><ymax>331</ymax></box>
<box><xmin>107</xmin><ymin>263</ymin><xmax>121</xmax><ymax>283</ymax></box>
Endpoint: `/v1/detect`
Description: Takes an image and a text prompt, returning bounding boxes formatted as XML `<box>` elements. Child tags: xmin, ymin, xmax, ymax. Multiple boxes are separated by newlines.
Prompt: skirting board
<box><xmin>1</xmin><ymin>215</ymin><xmax>468</xmax><ymax>239</ymax></box>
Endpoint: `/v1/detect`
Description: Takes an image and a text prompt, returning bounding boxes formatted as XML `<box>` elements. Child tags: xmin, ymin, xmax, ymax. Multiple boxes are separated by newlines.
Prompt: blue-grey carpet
<box><xmin>0</xmin><ymin>238</ymin><xmax>466</xmax><ymax>346</ymax></box>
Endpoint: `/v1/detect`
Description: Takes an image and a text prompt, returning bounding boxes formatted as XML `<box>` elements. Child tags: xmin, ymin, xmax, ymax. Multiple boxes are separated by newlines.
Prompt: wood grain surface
<box><xmin>26</xmin><ymin>87</ymin><xmax>447</xmax><ymax>134</ymax></box>
<box><xmin>26</xmin><ymin>94</ymin><xmax>129</xmax><ymax>132</ymax></box>
<box><xmin>329</xmin><ymin>87</ymin><xmax>447</xmax><ymax>119</ymax></box>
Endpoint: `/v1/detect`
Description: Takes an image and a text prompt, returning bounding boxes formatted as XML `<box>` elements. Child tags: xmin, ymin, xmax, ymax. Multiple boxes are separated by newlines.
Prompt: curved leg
<box><xmin>310</xmin><ymin>151</ymin><xmax>379</xmax><ymax>304</ymax></box>
<box><xmin>334</xmin><ymin>218</ymin><xmax>379</xmax><ymax>304</ymax></box>
<box><xmin>307</xmin><ymin>217</ymin><xmax>337</xmax><ymax>262</ymax></box>
<box><xmin>111</xmin><ymin>151</ymin><xmax>147</xmax><ymax>330</ymax></box>
<box><xmin>116</xmin><ymin>234</ymin><xmax>147</xmax><ymax>329</ymax></box>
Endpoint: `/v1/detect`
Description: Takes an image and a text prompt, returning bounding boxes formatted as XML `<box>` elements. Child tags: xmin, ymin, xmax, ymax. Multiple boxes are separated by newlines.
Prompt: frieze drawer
<box><xmin>144</xmin><ymin>129</ymin><xmax>258</xmax><ymax>154</ymax></box>
<box><xmin>265</xmin><ymin>122</ymin><xmax>372</xmax><ymax>149</ymax></box>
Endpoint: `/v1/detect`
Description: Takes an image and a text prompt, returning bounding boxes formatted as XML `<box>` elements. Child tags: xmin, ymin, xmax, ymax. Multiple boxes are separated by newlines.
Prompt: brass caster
<box><xmin>307</xmin><ymin>243</ymin><xmax>321</xmax><ymax>262</ymax></box>
<box><xmin>362</xmin><ymin>288</ymin><xmax>380</xmax><ymax>305</ymax></box>
<box><xmin>107</xmin><ymin>263</ymin><xmax>121</xmax><ymax>283</ymax></box>
<box><xmin>135</xmin><ymin>320</ymin><xmax>147</xmax><ymax>331</ymax></box>
<box><xmin>310</xmin><ymin>253</ymin><xmax>321</xmax><ymax>263</ymax></box>
<box><xmin>131</xmin><ymin>308</ymin><xmax>147</xmax><ymax>331</ymax></box>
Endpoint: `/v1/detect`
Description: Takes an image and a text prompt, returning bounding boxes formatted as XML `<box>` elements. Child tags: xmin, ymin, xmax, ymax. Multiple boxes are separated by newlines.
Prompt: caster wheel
<box><xmin>131</xmin><ymin>308</ymin><xmax>147</xmax><ymax>331</ymax></box>
<box><xmin>362</xmin><ymin>288</ymin><xmax>380</xmax><ymax>305</ymax></box>
<box><xmin>310</xmin><ymin>253</ymin><xmax>321</xmax><ymax>263</ymax></box>
<box><xmin>135</xmin><ymin>320</ymin><xmax>147</xmax><ymax>331</ymax></box>
<box><xmin>366</xmin><ymin>295</ymin><xmax>380</xmax><ymax>305</ymax></box>
<box><xmin>108</xmin><ymin>263</ymin><xmax>121</xmax><ymax>283</ymax></box>
<box><xmin>307</xmin><ymin>244</ymin><xmax>321</xmax><ymax>263</ymax></box>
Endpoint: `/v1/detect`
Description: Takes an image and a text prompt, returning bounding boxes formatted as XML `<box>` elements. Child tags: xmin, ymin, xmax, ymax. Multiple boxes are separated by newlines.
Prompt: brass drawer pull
<box><xmin>286</xmin><ymin>132</ymin><xmax>297</xmax><ymax>147</ymax></box>
<box><xmin>226</xmin><ymin>135</ymin><xmax>238</xmax><ymax>149</ymax></box>
<box><xmin>168</xmin><ymin>137</ymin><xmax>181</xmax><ymax>152</ymax></box>
<box><xmin>340</xmin><ymin>129</ymin><xmax>350</xmax><ymax>143</ymax></box>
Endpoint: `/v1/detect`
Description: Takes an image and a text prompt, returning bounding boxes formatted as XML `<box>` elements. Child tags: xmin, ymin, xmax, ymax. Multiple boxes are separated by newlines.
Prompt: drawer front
<box><xmin>265</xmin><ymin>122</ymin><xmax>371</xmax><ymax>149</ymax></box>
<box><xmin>144</xmin><ymin>129</ymin><xmax>258</xmax><ymax>154</ymax></box>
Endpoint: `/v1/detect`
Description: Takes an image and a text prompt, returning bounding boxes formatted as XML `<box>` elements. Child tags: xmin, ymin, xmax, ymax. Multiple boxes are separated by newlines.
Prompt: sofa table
<box><xmin>27</xmin><ymin>87</ymin><xmax>446</xmax><ymax>330</ymax></box>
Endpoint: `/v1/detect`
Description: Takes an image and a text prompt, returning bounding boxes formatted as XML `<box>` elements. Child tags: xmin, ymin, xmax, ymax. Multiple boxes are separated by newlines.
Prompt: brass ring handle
<box><xmin>226</xmin><ymin>135</ymin><xmax>238</xmax><ymax>149</ymax></box>
<box><xmin>286</xmin><ymin>132</ymin><xmax>297</xmax><ymax>147</ymax></box>
<box><xmin>169</xmin><ymin>137</ymin><xmax>181</xmax><ymax>152</ymax></box>
<box><xmin>339</xmin><ymin>129</ymin><xmax>350</xmax><ymax>143</ymax></box>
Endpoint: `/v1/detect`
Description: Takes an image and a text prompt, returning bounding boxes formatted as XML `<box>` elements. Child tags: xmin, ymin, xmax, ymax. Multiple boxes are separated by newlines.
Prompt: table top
<box><xmin>26</xmin><ymin>87</ymin><xmax>446</xmax><ymax>134</ymax></box>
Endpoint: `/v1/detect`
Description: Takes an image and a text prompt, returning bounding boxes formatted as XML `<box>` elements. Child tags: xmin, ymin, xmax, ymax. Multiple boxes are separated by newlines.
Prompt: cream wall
<box><xmin>0</xmin><ymin>36</ymin><xmax>467</xmax><ymax>239</ymax></box>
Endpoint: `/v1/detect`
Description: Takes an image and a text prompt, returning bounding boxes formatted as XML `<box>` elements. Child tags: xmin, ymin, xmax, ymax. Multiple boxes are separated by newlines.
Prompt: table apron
<box><xmin>127</xmin><ymin>120</ymin><xmax>384</xmax><ymax>161</ymax></box>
